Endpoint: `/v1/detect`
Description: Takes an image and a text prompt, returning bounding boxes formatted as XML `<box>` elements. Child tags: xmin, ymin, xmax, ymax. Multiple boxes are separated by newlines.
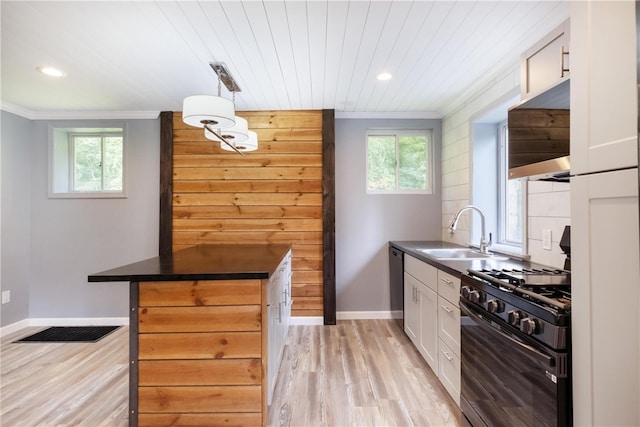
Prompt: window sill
<box><xmin>467</xmin><ymin>243</ymin><xmax>529</xmax><ymax>261</ymax></box>
<box><xmin>490</xmin><ymin>243</ymin><xmax>529</xmax><ymax>261</ymax></box>
<box><xmin>48</xmin><ymin>192</ymin><xmax>127</xmax><ymax>199</ymax></box>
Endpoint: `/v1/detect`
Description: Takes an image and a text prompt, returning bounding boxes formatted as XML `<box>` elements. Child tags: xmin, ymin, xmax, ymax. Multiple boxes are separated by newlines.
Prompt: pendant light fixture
<box><xmin>219</xmin><ymin>130</ymin><xmax>258</xmax><ymax>152</ymax></box>
<box><xmin>182</xmin><ymin>94</ymin><xmax>235</xmax><ymax>129</ymax></box>
<box><xmin>205</xmin><ymin>116</ymin><xmax>249</xmax><ymax>143</ymax></box>
<box><xmin>182</xmin><ymin>62</ymin><xmax>256</xmax><ymax>155</ymax></box>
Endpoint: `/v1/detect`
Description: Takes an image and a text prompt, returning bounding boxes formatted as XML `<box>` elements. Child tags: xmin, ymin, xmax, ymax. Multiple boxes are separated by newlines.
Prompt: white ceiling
<box><xmin>0</xmin><ymin>1</ymin><xmax>568</xmax><ymax>119</ymax></box>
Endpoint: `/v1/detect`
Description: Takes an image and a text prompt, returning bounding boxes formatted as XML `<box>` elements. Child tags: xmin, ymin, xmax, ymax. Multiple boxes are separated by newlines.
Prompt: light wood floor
<box><xmin>1</xmin><ymin>325</ymin><xmax>130</xmax><ymax>426</ymax></box>
<box><xmin>270</xmin><ymin>319</ymin><xmax>463</xmax><ymax>427</ymax></box>
<box><xmin>1</xmin><ymin>320</ymin><xmax>463</xmax><ymax>427</ymax></box>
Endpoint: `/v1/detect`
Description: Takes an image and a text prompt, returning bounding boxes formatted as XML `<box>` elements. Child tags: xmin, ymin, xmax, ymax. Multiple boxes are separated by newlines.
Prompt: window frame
<box><xmin>365</xmin><ymin>129</ymin><xmax>433</xmax><ymax>195</ymax></box>
<box><xmin>496</xmin><ymin>120</ymin><xmax>527</xmax><ymax>251</ymax></box>
<box><xmin>49</xmin><ymin>125</ymin><xmax>127</xmax><ymax>199</ymax></box>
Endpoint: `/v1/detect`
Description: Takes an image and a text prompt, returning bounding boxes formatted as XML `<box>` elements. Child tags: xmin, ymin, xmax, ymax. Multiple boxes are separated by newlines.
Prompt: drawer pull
<box><xmin>440</xmin><ymin>278</ymin><xmax>454</xmax><ymax>286</ymax></box>
<box><xmin>442</xmin><ymin>350</ymin><xmax>454</xmax><ymax>361</ymax></box>
<box><xmin>440</xmin><ymin>304</ymin><xmax>453</xmax><ymax>313</ymax></box>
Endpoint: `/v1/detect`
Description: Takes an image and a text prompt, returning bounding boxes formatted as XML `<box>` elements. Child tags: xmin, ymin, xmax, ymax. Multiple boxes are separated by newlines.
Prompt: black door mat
<box><xmin>14</xmin><ymin>326</ymin><xmax>120</xmax><ymax>343</ymax></box>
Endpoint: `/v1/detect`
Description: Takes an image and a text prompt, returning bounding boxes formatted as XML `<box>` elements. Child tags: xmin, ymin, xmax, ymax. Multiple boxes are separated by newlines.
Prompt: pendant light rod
<box><xmin>203</xmin><ymin>122</ymin><xmax>244</xmax><ymax>156</ymax></box>
<box><xmin>210</xmin><ymin>62</ymin><xmax>241</xmax><ymax>93</ymax></box>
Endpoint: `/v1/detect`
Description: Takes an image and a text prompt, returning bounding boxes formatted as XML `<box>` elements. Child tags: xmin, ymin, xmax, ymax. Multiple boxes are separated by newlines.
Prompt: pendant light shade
<box><xmin>205</xmin><ymin>116</ymin><xmax>249</xmax><ymax>143</ymax></box>
<box><xmin>220</xmin><ymin>130</ymin><xmax>258</xmax><ymax>152</ymax></box>
<box><xmin>182</xmin><ymin>63</ymin><xmax>253</xmax><ymax>155</ymax></box>
<box><xmin>182</xmin><ymin>95</ymin><xmax>235</xmax><ymax>129</ymax></box>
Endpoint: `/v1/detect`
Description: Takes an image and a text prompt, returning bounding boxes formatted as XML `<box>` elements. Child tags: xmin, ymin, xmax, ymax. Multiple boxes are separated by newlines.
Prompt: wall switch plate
<box><xmin>542</xmin><ymin>229</ymin><xmax>552</xmax><ymax>250</ymax></box>
<box><xmin>1</xmin><ymin>290</ymin><xmax>10</xmax><ymax>304</ymax></box>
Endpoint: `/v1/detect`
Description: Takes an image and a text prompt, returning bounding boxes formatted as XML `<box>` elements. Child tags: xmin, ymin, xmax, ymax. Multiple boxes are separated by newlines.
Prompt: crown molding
<box><xmin>0</xmin><ymin>101</ymin><xmax>160</xmax><ymax>121</ymax></box>
<box><xmin>334</xmin><ymin>111</ymin><xmax>442</xmax><ymax>120</ymax></box>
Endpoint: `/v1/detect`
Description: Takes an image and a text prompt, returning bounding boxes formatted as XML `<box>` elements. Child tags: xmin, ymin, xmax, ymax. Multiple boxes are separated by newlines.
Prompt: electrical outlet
<box><xmin>542</xmin><ymin>229</ymin><xmax>552</xmax><ymax>250</ymax></box>
<box><xmin>1</xmin><ymin>290</ymin><xmax>10</xmax><ymax>304</ymax></box>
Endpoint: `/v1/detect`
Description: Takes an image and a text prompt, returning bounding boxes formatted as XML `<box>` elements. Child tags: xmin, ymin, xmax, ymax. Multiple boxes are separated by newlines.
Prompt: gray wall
<box><xmin>335</xmin><ymin>118</ymin><xmax>442</xmax><ymax>313</ymax></box>
<box><xmin>0</xmin><ymin>112</ymin><xmax>160</xmax><ymax>326</ymax></box>
<box><xmin>2</xmin><ymin>112</ymin><xmax>440</xmax><ymax>323</ymax></box>
<box><xmin>1</xmin><ymin>111</ymin><xmax>33</xmax><ymax>326</ymax></box>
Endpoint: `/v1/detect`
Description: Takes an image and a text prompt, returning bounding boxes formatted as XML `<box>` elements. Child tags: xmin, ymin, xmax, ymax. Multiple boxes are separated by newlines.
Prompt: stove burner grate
<box><xmin>467</xmin><ymin>268</ymin><xmax>571</xmax><ymax>312</ymax></box>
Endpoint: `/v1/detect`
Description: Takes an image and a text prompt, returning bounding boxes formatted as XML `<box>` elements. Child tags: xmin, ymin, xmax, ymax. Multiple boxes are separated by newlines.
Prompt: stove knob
<box><xmin>521</xmin><ymin>318</ymin><xmax>538</xmax><ymax>335</ymax></box>
<box><xmin>469</xmin><ymin>290</ymin><xmax>482</xmax><ymax>304</ymax></box>
<box><xmin>487</xmin><ymin>299</ymin><xmax>505</xmax><ymax>314</ymax></box>
<box><xmin>461</xmin><ymin>286</ymin><xmax>471</xmax><ymax>299</ymax></box>
<box><xmin>507</xmin><ymin>310</ymin><xmax>521</xmax><ymax>326</ymax></box>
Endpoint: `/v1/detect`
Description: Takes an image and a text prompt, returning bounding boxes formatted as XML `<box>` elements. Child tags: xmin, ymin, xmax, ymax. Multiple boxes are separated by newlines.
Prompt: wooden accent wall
<box><xmin>170</xmin><ymin>111</ymin><xmax>325</xmax><ymax>317</ymax></box>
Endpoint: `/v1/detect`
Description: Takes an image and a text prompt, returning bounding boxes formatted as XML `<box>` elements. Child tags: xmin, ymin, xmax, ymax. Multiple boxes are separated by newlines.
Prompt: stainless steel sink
<box><xmin>416</xmin><ymin>248</ymin><xmax>508</xmax><ymax>261</ymax></box>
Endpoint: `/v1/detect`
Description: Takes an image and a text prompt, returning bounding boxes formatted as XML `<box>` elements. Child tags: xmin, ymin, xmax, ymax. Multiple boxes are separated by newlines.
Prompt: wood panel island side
<box><xmin>88</xmin><ymin>244</ymin><xmax>292</xmax><ymax>427</ymax></box>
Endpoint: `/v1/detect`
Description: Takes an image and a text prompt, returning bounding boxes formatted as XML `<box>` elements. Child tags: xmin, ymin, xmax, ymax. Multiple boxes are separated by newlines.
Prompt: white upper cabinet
<box><xmin>521</xmin><ymin>19</ymin><xmax>570</xmax><ymax>100</ymax></box>
<box><xmin>570</xmin><ymin>1</ymin><xmax>638</xmax><ymax>175</ymax></box>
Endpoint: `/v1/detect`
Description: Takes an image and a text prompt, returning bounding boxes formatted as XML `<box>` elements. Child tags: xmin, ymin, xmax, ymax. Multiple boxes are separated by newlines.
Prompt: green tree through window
<box><xmin>367</xmin><ymin>131</ymin><xmax>432</xmax><ymax>194</ymax></box>
<box><xmin>72</xmin><ymin>133</ymin><xmax>123</xmax><ymax>192</ymax></box>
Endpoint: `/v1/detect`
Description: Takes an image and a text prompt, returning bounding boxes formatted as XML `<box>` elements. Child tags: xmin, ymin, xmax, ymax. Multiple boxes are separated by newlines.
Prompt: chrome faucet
<box><xmin>449</xmin><ymin>205</ymin><xmax>492</xmax><ymax>254</ymax></box>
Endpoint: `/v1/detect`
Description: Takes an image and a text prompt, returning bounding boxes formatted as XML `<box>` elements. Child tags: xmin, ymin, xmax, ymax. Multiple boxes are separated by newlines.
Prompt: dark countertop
<box><xmin>88</xmin><ymin>244</ymin><xmax>291</xmax><ymax>282</ymax></box>
<box><xmin>389</xmin><ymin>240</ymin><xmax>552</xmax><ymax>277</ymax></box>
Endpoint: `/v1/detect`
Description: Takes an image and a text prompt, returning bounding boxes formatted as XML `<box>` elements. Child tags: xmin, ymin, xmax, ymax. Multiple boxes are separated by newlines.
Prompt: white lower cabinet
<box><xmin>437</xmin><ymin>294</ymin><xmax>460</xmax><ymax>406</ymax></box>
<box><xmin>438</xmin><ymin>339</ymin><xmax>461</xmax><ymax>406</ymax></box>
<box><xmin>404</xmin><ymin>255</ymin><xmax>438</xmax><ymax>372</ymax></box>
<box><xmin>403</xmin><ymin>272</ymin><xmax>419</xmax><ymax>343</ymax></box>
<box><xmin>417</xmin><ymin>282</ymin><xmax>438</xmax><ymax>372</ymax></box>
<box><xmin>403</xmin><ymin>271</ymin><xmax>438</xmax><ymax>372</ymax></box>
<box><xmin>267</xmin><ymin>250</ymin><xmax>292</xmax><ymax>406</ymax></box>
<box><xmin>403</xmin><ymin>254</ymin><xmax>461</xmax><ymax>405</ymax></box>
<box><xmin>437</xmin><ymin>296</ymin><xmax>460</xmax><ymax>353</ymax></box>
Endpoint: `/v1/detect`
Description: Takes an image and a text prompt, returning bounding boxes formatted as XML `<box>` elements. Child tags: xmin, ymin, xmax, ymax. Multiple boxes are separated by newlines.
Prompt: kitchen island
<box><xmin>89</xmin><ymin>244</ymin><xmax>292</xmax><ymax>427</ymax></box>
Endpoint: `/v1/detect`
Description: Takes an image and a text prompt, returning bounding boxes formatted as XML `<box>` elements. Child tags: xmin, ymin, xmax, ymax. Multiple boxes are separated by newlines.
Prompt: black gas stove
<box><xmin>460</xmin><ymin>231</ymin><xmax>573</xmax><ymax>427</ymax></box>
<box><xmin>461</xmin><ymin>267</ymin><xmax>571</xmax><ymax>350</ymax></box>
<box><xmin>460</xmin><ymin>266</ymin><xmax>573</xmax><ymax>427</ymax></box>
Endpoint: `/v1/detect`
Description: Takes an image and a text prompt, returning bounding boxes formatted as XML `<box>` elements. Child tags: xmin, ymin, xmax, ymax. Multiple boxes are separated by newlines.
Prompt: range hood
<box><xmin>508</xmin><ymin>79</ymin><xmax>570</xmax><ymax>181</ymax></box>
<box><xmin>509</xmin><ymin>155</ymin><xmax>570</xmax><ymax>181</ymax></box>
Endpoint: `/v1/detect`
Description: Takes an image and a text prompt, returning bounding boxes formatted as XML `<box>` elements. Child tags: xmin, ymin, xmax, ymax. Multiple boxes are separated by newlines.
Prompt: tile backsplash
<box><xmin>527</xmin><ymin>180</ymin><xmax>571</xmax><ymax>269</ymax></box>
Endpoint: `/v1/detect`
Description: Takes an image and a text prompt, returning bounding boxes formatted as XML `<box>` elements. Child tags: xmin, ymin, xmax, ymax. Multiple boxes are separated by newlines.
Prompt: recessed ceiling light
<box><xmin>376</xmin><ymin>72</ymin><xmax>392</xmax><ymax>81</ymax></box>
<box><xmin>37</xmin><ymin>66</ymin><xmax>67</xmax><ymax>77</ymax></box>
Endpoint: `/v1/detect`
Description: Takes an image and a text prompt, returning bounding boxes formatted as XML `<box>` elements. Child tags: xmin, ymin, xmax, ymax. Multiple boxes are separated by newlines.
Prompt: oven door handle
<box><xmin>460</xmin><ymin>301</ymin><xmax>555</xmax><ymax>368</ymax></box>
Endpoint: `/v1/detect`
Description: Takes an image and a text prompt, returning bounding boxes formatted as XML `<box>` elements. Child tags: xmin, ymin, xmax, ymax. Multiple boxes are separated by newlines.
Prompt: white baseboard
<box><xmin>337</xmin><ymin>310</ymin><xmax>403</xmax><ymax>320</ymax></box>
<box><xmin>1</xmin><ymin>317</ymin><xmax>130</xmax><ymax>337</ymax></box>
<box><xmin>29</xmin><ymin>317</ymin><xmax>130</xmax><ymax>327</ymax></box>
<box><xmin>0</xmin><ymin>319</ymin><xmax>30</xmax><ymax>337</ymax></box>
<box><xmin>289</xmin><ymin>316</ymin><xmax>324</xmax><ymax>326</ymax></box>
<box><xmin>289</xmin><ymin>312</ymin><xmax>404</xmax><ymax>325</ymax></box>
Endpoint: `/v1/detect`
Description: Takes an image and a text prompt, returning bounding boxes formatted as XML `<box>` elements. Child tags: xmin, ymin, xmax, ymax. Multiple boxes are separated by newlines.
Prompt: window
<box><xmin>472</xmin><ymin>109</ymin><xmax>526</xmax><ymax>255</ymax></box>
<box><xmin>498</xmin><ymin>121</ymin><xmax>524</xmax><ymax>245</ymax></box>
<box><xmin>366</xmin><ymin>130</ymin><xmax>433</xmax><ymax>194</ymax></box>
<box><xmin>50</xmin><ymin>127</ymin><xmax>126</xmax><ymax>198</ymax></box>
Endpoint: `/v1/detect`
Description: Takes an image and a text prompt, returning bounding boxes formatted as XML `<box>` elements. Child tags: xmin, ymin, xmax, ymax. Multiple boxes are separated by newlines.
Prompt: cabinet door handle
<box><xmin>440</xmin><ymin>304</ymin><xmax>453</xmax><ymax>313</ymax></box>
<box><xmin>442</xmin><ymin>350</ymin><xmax>454</xmax><ymax>361</ymax></box>
<box><xmin>440</xmin><ymin>277</ymin><xmax>454</xmax><ymax>286</ymax></box>
<box><xmin>561</xmin><ymin>45</ymin><xmax>570</xmax><ymax>77</ymax></box>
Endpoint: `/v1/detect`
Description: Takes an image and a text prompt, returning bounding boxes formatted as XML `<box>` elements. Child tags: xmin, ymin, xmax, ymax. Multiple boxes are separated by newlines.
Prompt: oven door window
<box><xmin>460</xmin><ymin>302</ymin><xmax>570</xmax><ymax>427</ymax></box>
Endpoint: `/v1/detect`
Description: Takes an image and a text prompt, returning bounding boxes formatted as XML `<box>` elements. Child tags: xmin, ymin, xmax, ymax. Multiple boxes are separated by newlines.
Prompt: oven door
<box><xmin>460</xmin><ymin>300</ymin><xmax>571</xmax><ymax>427</ymax></box>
